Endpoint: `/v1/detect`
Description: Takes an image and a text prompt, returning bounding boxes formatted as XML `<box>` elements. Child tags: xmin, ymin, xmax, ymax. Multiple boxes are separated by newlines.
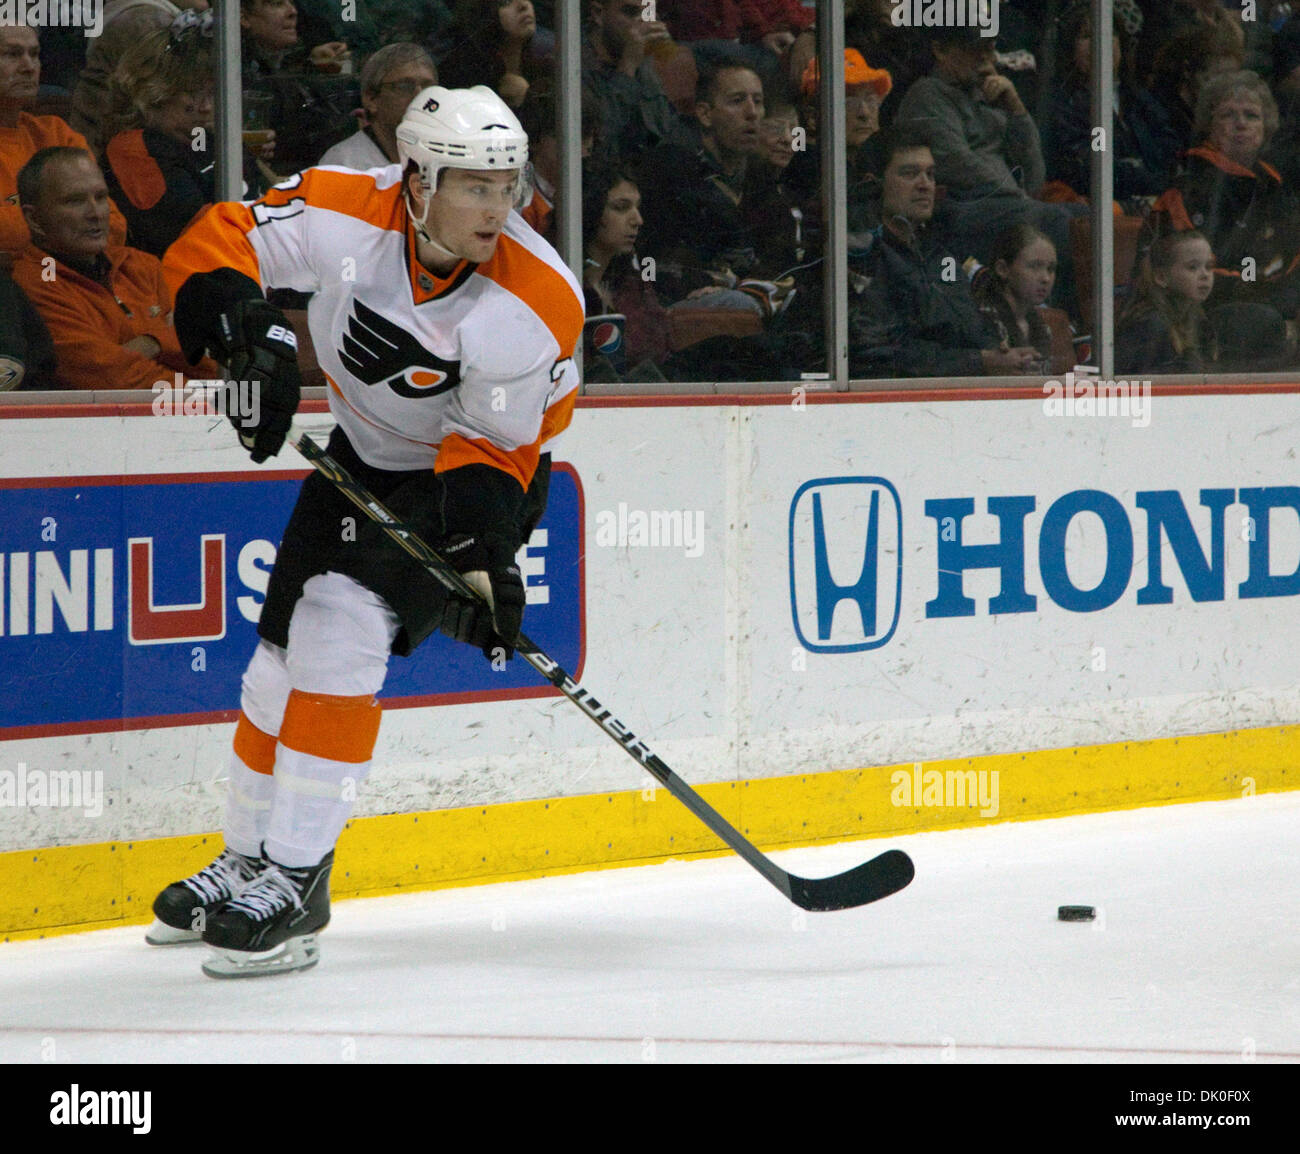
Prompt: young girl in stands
<box><xmin>1116</xmin><ymin>230</ymin><xmax>1217</xmax><ymax>373</ymax></box>
<box><xmin>971</xmin><ymin>223</ymin><xmax>1062</xmax><ymax>375</ymax></box>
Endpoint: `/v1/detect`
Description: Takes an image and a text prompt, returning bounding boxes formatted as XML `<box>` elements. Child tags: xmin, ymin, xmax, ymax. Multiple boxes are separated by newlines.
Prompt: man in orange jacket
<box><xmin>12</xmin><ymin>145</ymin><xmax>220</xmax><ymax>390</ymax></box>
<box><xmin>0</xmin><ymin>22</ymin><xmax>126</xmax><ymax>258</ymax></box>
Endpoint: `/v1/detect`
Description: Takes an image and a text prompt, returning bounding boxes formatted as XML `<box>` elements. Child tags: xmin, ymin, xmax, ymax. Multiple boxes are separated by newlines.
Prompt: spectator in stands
<box><xmin>581</xmin><ymin>159</ymin><xmax>672</xmax><ymax>377</ymax></box>
<box><xmin>892</xmin><ymin>26</ymin><xmax>1086</xmax><ymax>309</ymax></box>
<box><xmin>971</xmin><ymin>223</ymin><xmax>1059</xmax><ymax>375</ymax></box>
<box><xmin>582</xmin><ymin>0</ymin><xmax>693</xmax><ymax>163</ymax></box>
<box><xmin>242</xmin><ymin>0</ymin><xmax>359</xmax><ymax>175</ymax></box>
<box><xmin>0</xmin><ymin>268</ymin><xmax>56</xmax><ymax>389</ymax></box>
<box><xmin>847</xmin><ymin>127</ymin><xmax>1041</xmax><ymax>379</ymax></box>
<box><xmin>438</xmin><ymin>0</ymin><xmax>547</xmax><ymax>109</ymax></box>
<box><xmin>12</xmin><ymin>146</ymin><xmax>221</xmax><ymax>390</ymax></box>
<box><xmin>785</xmin><ymin>49</ymin><xmax>892</xmax><ymax>236</ymax></box>
<box><xmin>100</xmin><ymin>18</ymin><xmax>232</xmax><ymax>257</ymax></box>
<box><xmin>1150</xmin><ymin>70</ymin><xmax>1300</xmax><ymax>325</ymax></box>
<box><xmin>758</xmin><ymin>102</ymin><xmax>799</xmax><ymax>171</ymax></box>
<box><xmin>1116</xmin><ymin>229</ymin><xmax>1218</xmax><ymax>373</ymax></box>
<box><xmin>71</xmin><ymin>0</ymin><xmax>211</xmax><ymax>156</ymax></box>
<box><xmin>1044</xmin><ymin>3</ymin><xmax>1181</xmax><ymax>205</ymax></box>
<box><xmin>1</xmin><ymin>23</ymin><xmax>127</xmax><ymax>258</ymax></box>
<box><xmin>319</xmin><ymin>43</ymin><xmax>437</xmax><ymax>169</ymax></box>
<box><xmin>634</xmin><ymin>55</ymin><xmax>799</xmax><ymax>309</ymax></box>
<box><xmin>796</xmin><ymin>48</ymin><xmax>890</xmax><ymax>151</ymax></box>
<box><xmin>243</xmin><ymin>0</ymin><xmax>351</xmax><ymax>74</ymax></box>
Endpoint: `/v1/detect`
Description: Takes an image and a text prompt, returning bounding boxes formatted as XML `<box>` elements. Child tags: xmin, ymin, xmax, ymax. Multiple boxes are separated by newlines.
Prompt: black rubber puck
<box><xmin>1058</xmin><ymin>905</ymin><xmax>1096</xmax><ymax>921</ymax></box>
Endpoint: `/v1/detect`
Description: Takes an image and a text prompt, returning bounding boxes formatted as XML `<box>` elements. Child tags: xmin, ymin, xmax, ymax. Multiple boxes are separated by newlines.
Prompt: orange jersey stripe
<box><xmin>435</xmin><ymin>432</ymin><xmax>536</xmax><ymax>490</ymax></box>
<box><xmin>232</xmin><ymin>711</ymin><xmax>278</xmax><ymax>776</ymax></box>
<box><xmin>278</xmin><ymin>690</ymin><xmax>382</xmax><ymax>764</ymax></box>
<box><xmin>433</xmin><ymin>379</ymin><xmax>576</xmax><ymax>485</ymax></box>
<box><xmin>477</xmin><ymin>232</ymin><xmax>584</xmax><ymax>359</ymax></box>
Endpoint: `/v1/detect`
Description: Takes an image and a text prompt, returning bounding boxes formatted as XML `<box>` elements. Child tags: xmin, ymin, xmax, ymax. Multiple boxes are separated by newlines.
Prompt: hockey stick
<box><xmin>287</xmin><ymin>424</ymin><xmax>915</xmax><ymax>911</ymax></box>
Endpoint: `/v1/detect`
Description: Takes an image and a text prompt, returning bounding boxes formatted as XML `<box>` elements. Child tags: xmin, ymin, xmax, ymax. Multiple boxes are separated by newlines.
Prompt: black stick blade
<box><xmin>789</xmin><ymin>849</ymin><xmax>915</xmax><ymax>912</ymax></box>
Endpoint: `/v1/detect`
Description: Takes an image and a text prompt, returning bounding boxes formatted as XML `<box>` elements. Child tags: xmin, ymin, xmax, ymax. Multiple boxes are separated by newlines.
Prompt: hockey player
<box><xmin>148</xmin><ymin>86</ymin><xmax>583</xmax><ymax>977</ymax></box>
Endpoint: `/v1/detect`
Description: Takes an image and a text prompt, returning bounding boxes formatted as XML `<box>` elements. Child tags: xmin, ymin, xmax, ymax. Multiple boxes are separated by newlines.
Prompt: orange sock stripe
<box><xmin>232</xmin><ymin>712</ymin><xmax>278</xmax><ymax>776</ymax></box>
<box><xmin>278</xmin><ymin>690</ymin><xmax>382</xmax><ymax>764</ymax></box>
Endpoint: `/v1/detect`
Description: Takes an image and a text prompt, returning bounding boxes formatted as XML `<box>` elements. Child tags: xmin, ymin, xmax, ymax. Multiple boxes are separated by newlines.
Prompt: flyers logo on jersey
<box><xmin>338</xmin><ymin>299</ymin><xmax>461</xmax><ymax>400</ymax></box>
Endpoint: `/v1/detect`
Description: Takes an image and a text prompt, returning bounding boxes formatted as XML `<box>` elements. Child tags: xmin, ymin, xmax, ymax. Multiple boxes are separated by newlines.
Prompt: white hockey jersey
<box><xmin>164</xmin><ymin>164</ymin><xmax>583</xmax><ymax>483</ymax></box>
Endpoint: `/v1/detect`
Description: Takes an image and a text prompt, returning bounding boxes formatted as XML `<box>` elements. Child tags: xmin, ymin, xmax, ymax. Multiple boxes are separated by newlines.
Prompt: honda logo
<box><xmin>789</xmin><ymin>478</ymin><xmax>902</xmax><ymax>652</ymax></box>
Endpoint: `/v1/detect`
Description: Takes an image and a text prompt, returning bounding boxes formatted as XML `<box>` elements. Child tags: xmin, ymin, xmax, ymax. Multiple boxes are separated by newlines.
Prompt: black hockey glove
<box><xmin>439</xmin><ymin>532</ymin><xmax>525</xmax><ymax>661</ymax></box>
<box><xmin>214</xmin><ymin>299</ymin><xmax>302</xmax><ymax>464</ymax></box>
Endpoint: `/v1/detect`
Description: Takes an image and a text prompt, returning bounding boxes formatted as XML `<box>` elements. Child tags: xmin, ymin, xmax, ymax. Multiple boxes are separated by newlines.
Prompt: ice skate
<box><xmin>146</xmin><ymin>847</ymin><xmax>263</xmax><ymax>945</ymax></box>
<box><xmin>200</xmin><ymin>851</ymin><xmax>333</xmax><ymax>978</ymax></box>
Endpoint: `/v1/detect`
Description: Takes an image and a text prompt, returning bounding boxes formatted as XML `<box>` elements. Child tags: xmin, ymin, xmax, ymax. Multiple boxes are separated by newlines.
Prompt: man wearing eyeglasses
<box><xmin>319</xmin><ymin>43</ymin><xmax>438</xmax><ymax>170</ymax></box>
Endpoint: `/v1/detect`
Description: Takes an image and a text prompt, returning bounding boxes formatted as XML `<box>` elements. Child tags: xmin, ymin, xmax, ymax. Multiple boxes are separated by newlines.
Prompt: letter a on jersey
<box><xmin>338</xmin><ymin>299</ymin><xmax>462</xmax><ymax>399</ymax></box>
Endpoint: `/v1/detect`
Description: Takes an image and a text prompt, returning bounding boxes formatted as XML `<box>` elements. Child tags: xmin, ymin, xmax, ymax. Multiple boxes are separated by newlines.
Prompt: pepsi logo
<box><xmin>592</xmin><ymin>322</ymin><xmax>623</xmax><ymax>354</ymax></box>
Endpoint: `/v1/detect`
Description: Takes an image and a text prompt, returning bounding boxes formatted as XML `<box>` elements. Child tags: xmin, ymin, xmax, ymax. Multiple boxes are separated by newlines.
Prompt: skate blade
<box><xmin>201</xmin><ymin>934</ymin><xmax>320</xmax><ymax>979</ymax></box>
<box><xmin>145</xmin><ymin>920</ymin><xmax>204</xmax><ymax>946</ymax></box>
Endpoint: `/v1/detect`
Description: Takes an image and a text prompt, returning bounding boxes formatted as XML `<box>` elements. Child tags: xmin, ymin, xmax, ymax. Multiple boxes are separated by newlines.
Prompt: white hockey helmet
<box><xmin>396</xmin><ymin>85</ymin><xmax>530</xmax><ymax>197</ymax></box>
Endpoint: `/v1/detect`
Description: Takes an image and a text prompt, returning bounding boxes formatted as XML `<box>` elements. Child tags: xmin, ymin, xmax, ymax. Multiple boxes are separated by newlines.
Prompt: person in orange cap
<box><xmin>798</xmin><ymin>49</ymin><xmax>892</xmax><ymax>149</ymax></box>
<box><xmin>788</xmin><ymin>50</ymin><xmax>894</xmax><ymax>235</ymax></box>
<box><xmin>801</xmin><ymin>48</ymin><xmax>893</xmax><ymax>148</ymax></box>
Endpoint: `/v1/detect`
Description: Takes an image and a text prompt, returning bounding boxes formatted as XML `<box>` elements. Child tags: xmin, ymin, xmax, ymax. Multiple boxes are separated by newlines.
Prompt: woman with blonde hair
<box><xmin>101</xmin><ymin>14</ymin><xmax>269</xmax><ymax>257</ymax></box>
<box><xmin>70</xmin><ymin>0</ymin><xmax>211</xmax><ymax>155</ymax></box>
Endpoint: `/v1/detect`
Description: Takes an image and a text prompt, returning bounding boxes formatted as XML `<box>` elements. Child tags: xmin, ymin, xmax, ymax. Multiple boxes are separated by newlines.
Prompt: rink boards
<box><xmin>2</xmin><ymin>387</ymin><xmax>1299</xmax><ymax>937</ymax></box>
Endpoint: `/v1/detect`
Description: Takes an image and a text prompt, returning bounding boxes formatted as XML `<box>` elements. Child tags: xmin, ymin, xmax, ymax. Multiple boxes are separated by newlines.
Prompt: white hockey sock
<box><xmin>223</xmin><ymin>753</ymin><xmax>275</xmax><ymax>860</ymax></box>
<box><xmin>261</xmin><ymin>573</ymin><xmax>396</xmax><ymax>867</ymax></box>
<box><xmin>263</xmin><ymin>740</ymin><xmax>375</xmax><ymax>868</ymax></box>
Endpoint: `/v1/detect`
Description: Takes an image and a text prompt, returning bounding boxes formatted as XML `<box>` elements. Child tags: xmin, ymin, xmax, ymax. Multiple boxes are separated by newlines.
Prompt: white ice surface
<box><xmin>2</xmin><ymin>793</ymin><xmax>1298</xmax><ymax>1064</ymax></box>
